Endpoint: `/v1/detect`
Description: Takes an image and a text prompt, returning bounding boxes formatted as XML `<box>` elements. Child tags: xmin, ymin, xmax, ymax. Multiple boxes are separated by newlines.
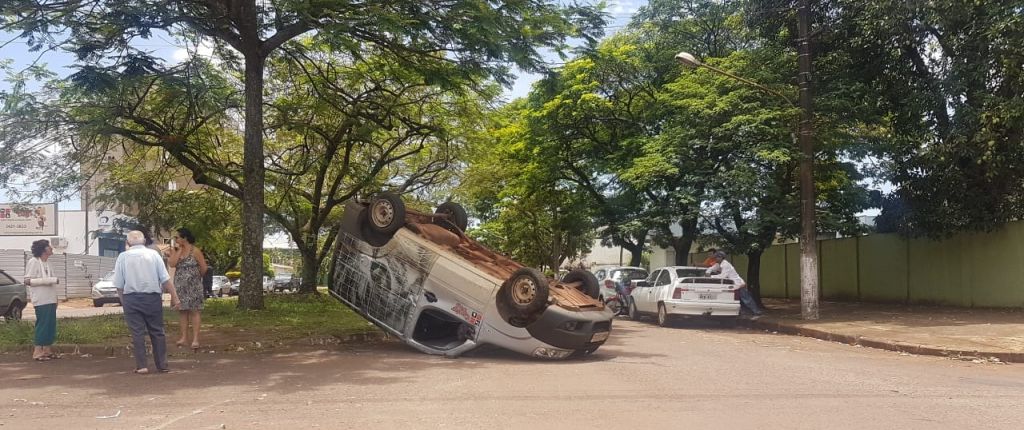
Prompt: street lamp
<box><xmin>676</xmin><ymin>50</ymin><xmax>820</xmax><ymax>320</ymax></box>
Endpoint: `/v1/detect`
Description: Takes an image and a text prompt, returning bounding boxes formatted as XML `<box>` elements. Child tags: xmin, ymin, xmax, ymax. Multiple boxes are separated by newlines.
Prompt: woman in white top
<box><xmin>24</xmin><ymin>239</ymin><xmax>60</xmax><ymax>361</ymax></box>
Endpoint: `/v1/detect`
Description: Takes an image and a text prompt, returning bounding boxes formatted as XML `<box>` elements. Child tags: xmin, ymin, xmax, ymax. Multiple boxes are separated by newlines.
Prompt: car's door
<box><xmin>657</xmin><ymin>268</ymin><xmax>679</xmax><ymax>304</ymax></box>
<box><xmin>0</xmin><ymin>271</ymin><xmax>17</xmax><ymax>314</ymax></box>
<box><xmin>648</xmin><ymin>270</ymin><xmax>673</xmax><ymax>312</ymax></box>
<box><xmin>631</xmin><ymin>269</ymin><xmax>656</xmax><ymax>312</ymax></box>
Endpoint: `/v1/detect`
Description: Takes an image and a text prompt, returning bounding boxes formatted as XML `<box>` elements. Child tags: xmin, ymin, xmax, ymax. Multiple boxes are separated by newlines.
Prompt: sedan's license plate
<box><xmin>591</xmin><ymin>331</ymin><xmax>610</xmax><ymax>342</ymax></box>
<box><xmin>699</xmin><ymin>293</ymin><xmax>715</xmax><ymax>300</ymax></box>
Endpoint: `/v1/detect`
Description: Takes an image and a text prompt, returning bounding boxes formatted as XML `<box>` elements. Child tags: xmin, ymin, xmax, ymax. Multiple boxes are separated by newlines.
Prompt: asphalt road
<box><xmin>1</xmin><ymin>319</ymin><xmax>1022</xmax><ymax>429</ymax></box>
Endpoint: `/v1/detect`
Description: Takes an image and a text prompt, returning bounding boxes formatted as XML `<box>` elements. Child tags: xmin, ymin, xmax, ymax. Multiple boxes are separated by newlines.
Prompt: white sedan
<box><xmin>627</xmin><ymin>266</ymin><xmax>740</xmax><ymax>326</ymax></box>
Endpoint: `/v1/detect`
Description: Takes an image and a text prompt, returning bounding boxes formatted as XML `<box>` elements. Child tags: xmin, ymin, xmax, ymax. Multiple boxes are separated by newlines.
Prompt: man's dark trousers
<box><xmin>122</xmin><ymin>293</ymin><xmax>168</xmax><ymax>370</ymax></box>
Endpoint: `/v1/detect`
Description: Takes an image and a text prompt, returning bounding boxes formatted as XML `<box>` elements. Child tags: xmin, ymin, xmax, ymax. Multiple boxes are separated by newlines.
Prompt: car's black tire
<box><xmin>498</xmin><ymin>268</ymin><xmax>550</xmax><ymax>319</ymax></box>
<box><xmin>5</xmin><ymin>301</ymin><xmax>24</xmax><ymax>321</ymax></box>
<box><xmin>434</xmin><ymin>201</ymin><xmax>468</xmax><ymax>232</ymax></box>
<box><xmin>561</xmin><ymin>269</ymin><xmax>600</xmax><ymax>299</ymax></box>
<box><xmin>657</xmin><ymin>303</ymin><xmax>670</xmax><ymax>327</ymax></box>
<box><xmin>628</xmin><ymin>298</ymin><xmax>641</xmax><ymax>320</ymax></box>
<box><xmin>93</xmin><ymin>300</ymin><xmax>102</xmax><ymax>308</ymax></box>
<box><xmin>366</xmin><ymin>193</ymin><xmax>406</xmax><ymax>235</ymax></box>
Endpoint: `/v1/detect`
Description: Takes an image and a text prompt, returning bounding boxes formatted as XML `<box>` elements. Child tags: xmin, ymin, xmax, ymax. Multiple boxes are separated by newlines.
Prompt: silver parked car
<box><xmin>591</xmin><ymin>266</ymin><xmax>649</xmax><ymax>314</ymax></box>
<box><xmin>91</xmin><ymin>271</ymin><xmax>121</xmax><ymax>307</ymax></box>
<box><xmin>329</xmin><ymin>195</ymin><xmax>613</xmax><ymax>360</ymax></box>
<box><xmin>211</xmin><ymin>275</ymin><xmax>231</xmax><ymax>297</ymax></box>
<box><xmin>0</xmin><ymin>269</ymin><xmax>28</xmax><ymax>321</ymax></box>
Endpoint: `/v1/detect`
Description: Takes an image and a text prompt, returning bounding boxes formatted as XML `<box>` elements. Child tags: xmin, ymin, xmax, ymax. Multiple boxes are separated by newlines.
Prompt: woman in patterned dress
<box><xmin>167</xmin><ymin>228</ymin><xmax>208</xmax><ymax>350</ymax></box>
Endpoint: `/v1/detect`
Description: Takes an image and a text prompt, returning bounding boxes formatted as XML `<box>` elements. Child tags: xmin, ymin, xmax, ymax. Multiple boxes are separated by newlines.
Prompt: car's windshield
<box><xmin>612</xmin><ymin>269</ymin><xmax>648</xmax><ymax>281</ymax></box>
<box><xmin>100</xmin><ymin>271</ymin><xmax>115</xmax><ymax>281</ymax></box>
<box><xmin>675</xmin><ymin>268</ymin><xmax>706</xmax><ymax>278</ymax></box>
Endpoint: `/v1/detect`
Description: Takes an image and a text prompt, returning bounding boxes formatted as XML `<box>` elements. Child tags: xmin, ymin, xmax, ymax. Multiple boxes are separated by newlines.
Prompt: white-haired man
<box><xmin>706</xmin><ymin>251</ymin><xmax>763</xmax><ymax>317</ymax></box>
<box><xmin>113</xmin><ymin>230</ymin><xmax>180</xmax><ymax>374</ymax></box>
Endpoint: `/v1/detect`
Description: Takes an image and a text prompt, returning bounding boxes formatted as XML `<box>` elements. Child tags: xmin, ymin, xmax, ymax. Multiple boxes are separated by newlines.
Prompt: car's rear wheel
<box><xmin>366</xmin><ymin>193</ymin><xmax>406</xmax><ymax>235</ymax></box>
<box><xmin>434</xmin><ymin>202</ymin><xmax>468</xmax><ymax>233</ymax></box>
<box><xmin>657</xmin><ymin>303</ymin><xmax>670</xmax><ymax>327</ymax></box>
<box><xmin>628</xmin><ymin>299</ymin><xmax>641</xmax><ymax>320</ymax></box>
<box><xmin>561</xmin><ymin>269</ymin><xmax>600</xmax><ymax>299</ymax></box>
<box><xmin>497</xmin><ymin>268</ymin><xmax>550</xmax><ymax>321</ymax></box>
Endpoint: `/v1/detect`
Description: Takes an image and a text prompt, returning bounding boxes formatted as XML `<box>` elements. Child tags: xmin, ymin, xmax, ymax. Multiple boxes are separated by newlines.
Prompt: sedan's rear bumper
<box><xmin>664</xmin><ymin>300</ymin><xmax>740</xmax><ymax>316</ymax></box>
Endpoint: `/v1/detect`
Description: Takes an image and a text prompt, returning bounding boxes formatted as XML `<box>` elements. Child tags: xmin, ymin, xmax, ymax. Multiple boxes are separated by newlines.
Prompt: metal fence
<box><xmin>688</xmin><ymin>220</ymin><xmax>1024</xmax><ymax>308</ymax></box>
<box><xmin>0</xmin><ymin>250</ymin><xmax>116</xmax><ymax>300</ymax></box>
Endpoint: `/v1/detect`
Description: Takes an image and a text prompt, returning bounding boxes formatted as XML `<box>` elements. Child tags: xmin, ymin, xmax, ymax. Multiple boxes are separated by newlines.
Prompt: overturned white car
<box><xmin>328</xmin><ymin>194</ymin><xmax>613</xmax><ymax>359</ymax></box>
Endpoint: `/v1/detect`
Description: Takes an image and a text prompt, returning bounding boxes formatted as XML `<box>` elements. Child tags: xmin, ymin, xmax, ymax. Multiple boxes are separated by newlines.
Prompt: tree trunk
<box><xmin>672</xmin><ymin>217</ymin><xmax>699</xmax><ymax>265</ymax></box>
<box><xmin>745</xmin><ymin>249</ymin><xmax>764</xmax><ymax>307</ymax></box>
<box><xmin>298</xmin><ymin>245</ymin><xmax>320</xmax><ymax>295</ymax></box>
<box><xmin>671</xmin><ymin>235</ymin><xmax>694</xmax><ymax>266</ymax></box>
<box><xmin>622</xmin><ymin>236</ymin><xmax>645</xmax><ymax>267</ymax></box>
<box><xmin>237</xmin><ymin>53</ymin><xmax>266</xmax><ymax>310</ymax></box>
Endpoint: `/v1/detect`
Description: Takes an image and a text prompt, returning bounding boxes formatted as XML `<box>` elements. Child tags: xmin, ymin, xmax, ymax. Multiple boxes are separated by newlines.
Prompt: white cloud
<box><xmin>170</xmin><ymin>40</ymin><xmax>216</xmax><ymax>64</ymax></box>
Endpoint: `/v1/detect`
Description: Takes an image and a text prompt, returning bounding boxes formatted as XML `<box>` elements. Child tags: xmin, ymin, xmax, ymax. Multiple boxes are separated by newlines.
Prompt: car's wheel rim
<box><xmin>658</xmin><ymin>307</ymin><xmax>666</xmax><ymax>324</ymax></box>
<box><xmin>511</xmin><ymin>277</ymin><xmax>537</xmax><ymax>305</ymax></box>
<box><xmin>370</xmin><ymin>201</ymin><xmax>394</xmax><ymax>228</ymax></box>
<box><xmin>12</xmin><ymin>307</ymin><xmax>21</xmax><ymax>320</ymax></box>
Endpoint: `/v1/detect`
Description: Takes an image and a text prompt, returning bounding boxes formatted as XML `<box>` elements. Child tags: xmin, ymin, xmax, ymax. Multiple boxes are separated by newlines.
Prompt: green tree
<box><xmin>459</xmin><ymin>101</ymin><xmax>596</xmax><ymax>270</ymax></box>
<box><xmin>671</xmin><ymin>48</ymin><xmax>868</xmax><ymax>301</ymax></box>
<box><xmin>93</xmin><ymin>147</ymin><xmax>243</xmax><ymax>274</ymax></box>
<box><xmin>1</xmin><ymin>0</ymin><xmax>602</xmax><ymax>309</ymax></box>
<box><xmin>747</xmin><ymin>0</ymin><xmax>1024</xmax><ymax>237</ymax></box>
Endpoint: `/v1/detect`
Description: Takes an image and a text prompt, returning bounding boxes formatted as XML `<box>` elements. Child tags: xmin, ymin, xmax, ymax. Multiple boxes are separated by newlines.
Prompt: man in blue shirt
<box><xmin>114</xmin><ymin>230</ymin><xmax>181</xmax><ymax>374</ymax></box>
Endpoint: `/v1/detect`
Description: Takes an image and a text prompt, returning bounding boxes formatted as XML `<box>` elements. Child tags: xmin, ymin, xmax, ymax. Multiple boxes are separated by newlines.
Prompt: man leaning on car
<box><xmin>705</xmin><ymin>251</ymin><xmax>762</xmax><ymax>317</ymax></box>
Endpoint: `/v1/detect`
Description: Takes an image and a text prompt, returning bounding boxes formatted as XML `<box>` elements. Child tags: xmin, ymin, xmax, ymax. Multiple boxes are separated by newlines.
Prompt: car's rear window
<box><xmin>612</xmin><ymin>269</ymin><xmax>648</xmax><ymax>281</ymax></box>
<box><xmin>675</xmin><ymin>268</ymin><xmax>706</xmax><ymax>278</ymax></box>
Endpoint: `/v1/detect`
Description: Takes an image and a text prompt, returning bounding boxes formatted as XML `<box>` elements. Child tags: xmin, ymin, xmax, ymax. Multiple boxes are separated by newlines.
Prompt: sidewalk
<box><xmin>749</xmin><ymin>299</ymin><xmax>1024</xmax><ymax>362</ymax></box>
<box><xmin>21</xmin><ymin>296</ymin><xmax>176</xmax><ymax>321</ymax></box>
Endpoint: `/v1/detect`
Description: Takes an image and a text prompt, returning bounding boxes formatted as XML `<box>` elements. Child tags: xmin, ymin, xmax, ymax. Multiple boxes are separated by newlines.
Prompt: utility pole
<box><xmin>83</xmin><ymin>185</ymin><xmax>91</xmax><ymax>255</ymax></box>
<box><xmin>676</xmin><ymin>0</ymin><xmax>820</xmax><ymax>319</ymax></box>
<box><xmin>797</xmin><ymin>0</ymin><xmax>819</xmax><ymax>320</ymax></box>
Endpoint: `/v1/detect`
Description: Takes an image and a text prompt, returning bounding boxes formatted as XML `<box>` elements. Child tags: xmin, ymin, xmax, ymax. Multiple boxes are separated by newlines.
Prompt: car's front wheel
<box><xmin>4</xmin><ymin>301</ymin><xmax>24</xmax><ymax>321</ymax></box>
<box><xmin>93</xmin><ymin>300</ymin><xmax>103</xmax><ymax>308</ymax></box>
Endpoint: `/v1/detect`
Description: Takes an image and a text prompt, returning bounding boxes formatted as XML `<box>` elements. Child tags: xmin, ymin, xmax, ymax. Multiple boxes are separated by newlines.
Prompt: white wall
<box><xmin>579</xmin><ymin>239</ymin><xmax>635</xmax><ymax>268</ymax></box>
<box><xmin>0</xmin><ymin>210</ymin><xmax>100</xmax><ymax>256</ymax></box>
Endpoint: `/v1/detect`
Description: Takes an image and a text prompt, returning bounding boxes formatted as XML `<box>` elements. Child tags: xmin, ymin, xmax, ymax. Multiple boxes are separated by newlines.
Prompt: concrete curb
<box><xmin>744</xmin><ymin>319</ymin><xmax>1024</xmax><ymax>363</ymax></box>
<box><xmin>1</xmin><ymin>331</ymin><xmax>390</xmax><ymax>358</ymax></box>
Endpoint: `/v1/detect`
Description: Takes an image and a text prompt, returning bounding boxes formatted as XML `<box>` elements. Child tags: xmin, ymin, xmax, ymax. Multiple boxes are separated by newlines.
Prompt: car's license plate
<box><xmin>699</xmin><ymin>293</ymin><xmax>715</xmax><ymax>300</ymax></box>
<box><xmin>591</xmin><ymin>331</ymin><xmax>610</xmax><ymax>342</ymax></box>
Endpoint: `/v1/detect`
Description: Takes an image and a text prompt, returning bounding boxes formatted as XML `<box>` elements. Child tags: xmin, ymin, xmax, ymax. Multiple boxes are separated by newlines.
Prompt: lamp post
<box><xmin>676</xmin><ymin>33</ymin><xmax>819</xmax><ymax>320</ymax></box>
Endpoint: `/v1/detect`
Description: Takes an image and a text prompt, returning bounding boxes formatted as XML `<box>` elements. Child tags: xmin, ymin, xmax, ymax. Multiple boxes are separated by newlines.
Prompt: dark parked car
<box><xmin>273</xmin><ymin>274</ymin><xmax>298</xmax><ymax>292</ymax></box>
<box><xmin>0</xmin><ymin>269</ymin><xmax>28</xmax><ymax>321</ymax></box>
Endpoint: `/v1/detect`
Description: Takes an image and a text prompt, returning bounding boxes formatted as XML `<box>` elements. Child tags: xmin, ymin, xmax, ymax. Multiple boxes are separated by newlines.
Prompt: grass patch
<box><xmin>0</xmin><ymin>294</ymin><xmax>375</xmax><ymax>350</ymax></box>
<box><xmin>183</xmin><ymin>294</ymin><xmax>375</xmax><ymax>341</ymax></box>
<box><xmin>0</xmin><ymin>314</ymin><xmax>130</xmax><ymax>349</ymax></box>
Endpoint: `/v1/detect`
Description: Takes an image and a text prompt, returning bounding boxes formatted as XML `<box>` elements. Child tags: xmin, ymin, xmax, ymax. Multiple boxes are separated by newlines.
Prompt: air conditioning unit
<box><xmin>49</xmin><ymin>237</ymin><xmax>68</xmax><ymax>248</ymax></box>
